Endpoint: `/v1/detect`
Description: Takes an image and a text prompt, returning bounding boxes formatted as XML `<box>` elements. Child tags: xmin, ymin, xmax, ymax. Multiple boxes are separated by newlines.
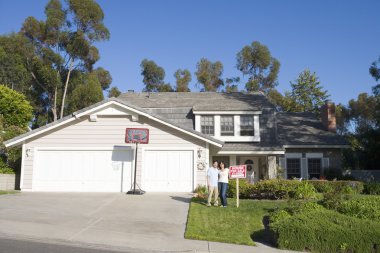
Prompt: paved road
<box><xmin>0</xmin><ymin>193</ymin><xmax>298</xmax><ymax>253</ymax></box>
<box><xmin>0</xmin><ymin>237</ymin><xmax>154</xmax><ymax>253</ymax></box>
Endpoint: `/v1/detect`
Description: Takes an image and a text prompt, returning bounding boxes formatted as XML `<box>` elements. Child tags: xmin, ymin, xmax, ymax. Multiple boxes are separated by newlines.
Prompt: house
<box><xmin>4</xmin><ymin>92</ymin><xmax>348</xmax><ymax>192</ymax></box>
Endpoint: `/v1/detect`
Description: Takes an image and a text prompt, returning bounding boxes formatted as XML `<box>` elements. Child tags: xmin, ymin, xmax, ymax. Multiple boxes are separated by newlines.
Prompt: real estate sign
<box><xmin>229</xmin><ymin>165</ymin><xmax>247</xmax><ymax>179</ymax></box>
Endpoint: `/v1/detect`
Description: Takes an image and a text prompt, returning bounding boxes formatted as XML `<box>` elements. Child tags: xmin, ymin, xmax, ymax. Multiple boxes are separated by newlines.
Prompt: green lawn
<box><xmin>185</xmin><ymin>197</ymin><xmax>289</xmax><ymax>246</ymax></box>
<box><xmin>0</xmin><ymin>190</ymin><xmax>18</xmax><ymax>195</ymax></box>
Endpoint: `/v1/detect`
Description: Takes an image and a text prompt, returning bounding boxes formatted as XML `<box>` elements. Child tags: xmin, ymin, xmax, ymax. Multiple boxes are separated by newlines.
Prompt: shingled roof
<box><xmin>276</xmin><ymin>112</ymin><xmax>349</xmax><ymax>146</ymax></box>
<box><xmin>118</xmin><ymin>92</ymin><xmax>275</xmax><ymax>111</ymax></box>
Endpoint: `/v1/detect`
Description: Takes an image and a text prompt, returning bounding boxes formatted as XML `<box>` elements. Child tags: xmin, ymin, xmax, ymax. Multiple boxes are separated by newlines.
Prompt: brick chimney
<box><xmin>321</xmin><ymin>100</ymin><xmax>336</xmax><ymax>132</ymax></box>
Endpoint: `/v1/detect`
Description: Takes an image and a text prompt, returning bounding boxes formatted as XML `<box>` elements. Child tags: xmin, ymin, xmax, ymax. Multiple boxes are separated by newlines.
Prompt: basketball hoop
<box><xmin>125</xmin><ymin>128</ymin><xmax>149</xmax><ymax>195</ymax></box>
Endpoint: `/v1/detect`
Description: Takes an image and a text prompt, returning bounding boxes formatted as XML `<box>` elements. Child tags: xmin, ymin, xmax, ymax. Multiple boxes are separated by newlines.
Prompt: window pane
<box><xmin>308</xmin><ymin>158</ymin><xmax>321</xmax><ymax>179</ymax></box>
<box><xmin>286</xmin><ymin>158</ymin><xmax>301</xmax><ymax>178</ymax></box>
<box><xmin>221</xmin><ymin>116</ymin><xmax>234</xmax><ymax>136</ymax></box>
<box><xmin>240</xmin><ymin>115</ymin><xmax>254</xmax><ymax>136</ymax></box>
<box><xmin>201</xmin><ymin>116</ymin><xmax>214</xmax><ymax>135</ymax></box>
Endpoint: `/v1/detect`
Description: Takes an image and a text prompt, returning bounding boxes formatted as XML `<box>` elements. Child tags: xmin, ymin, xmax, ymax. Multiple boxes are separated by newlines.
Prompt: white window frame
<box><xmin>195</xmin><ymin>114</ymin><xmax>260</xmax><ymax>142</ymax></box>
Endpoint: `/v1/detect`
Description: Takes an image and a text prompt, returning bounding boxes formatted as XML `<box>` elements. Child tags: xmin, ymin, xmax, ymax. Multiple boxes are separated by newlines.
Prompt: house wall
<box><xmin>22</xmin><ymin>111</ymin><xmax>207</xmax><ymax>190</ymax></box>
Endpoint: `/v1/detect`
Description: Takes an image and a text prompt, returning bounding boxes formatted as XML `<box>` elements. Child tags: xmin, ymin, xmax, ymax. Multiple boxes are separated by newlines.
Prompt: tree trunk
<box><xmin>60</xmin><ymin>58</ymin><xmax>73</xmax><ymax>119</ymax></box>
<box><xmin>52</xmin><ymin>85</ymin><xmax>58</xmax><ymax>122</ymax></box>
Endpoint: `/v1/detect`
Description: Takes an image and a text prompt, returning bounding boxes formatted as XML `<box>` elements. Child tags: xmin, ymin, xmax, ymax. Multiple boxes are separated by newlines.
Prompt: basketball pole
<box><xmin>133</xmin><ymin>142</ymin><xmax>138</xmax><ymax>194</ymax></box>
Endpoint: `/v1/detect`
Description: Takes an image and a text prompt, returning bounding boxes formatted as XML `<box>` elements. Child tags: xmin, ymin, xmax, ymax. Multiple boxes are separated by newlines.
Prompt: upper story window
<box><xmin>220</xmin><ymin>116</ymin><xmax>234</xmax><ymax>136</ymax></box>
<box><xmin>201</xmin><ymin>116</ymin><xmax>214</xmax><ymax>135</ymax></box>
<box><xmin>240</xmin><ymin>115</ymin><xmax>255</xmax><ymax>136</ymax></box>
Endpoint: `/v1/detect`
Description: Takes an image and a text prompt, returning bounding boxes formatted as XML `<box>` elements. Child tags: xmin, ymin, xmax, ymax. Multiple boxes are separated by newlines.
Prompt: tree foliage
<box><xmin>67</xmin><ymin>73</ymin><xmax>104</xmax><ymax>112</ymax></box>
<box><xmin>282</xmin><ymin>70</ymin><xmax>329</xmax><ymax>114</ymax></box>
<box><xmin>195</xmin><ymin>58</ymin><xmax>224</xmax><ymax>92</ymax></box>
<box><xmin>19</xmin><ymin>0</ymin><xmax>110</xmax><ymax>121</ymax></box>
<box><xmin>224</xmin><ymin>77</ymin><xmax>240</xmax><ymax>92</ymax></box>
<box><xmin>108</xmin><ymin>86</ymin><xmax>121</xmax><ymax>98</ymax></box>
<box><xmin>174</xmin><ymin>69</ymin><xmax>191</xmax><ymax>92</ymax></box>
<box><xmin>0</xmin><ymin>85</ymin><xmax>33</xmax><ymax>128</ymax></box>
<box><xmin>338</xmin><ymin>56</ymin><xmax>380</xmax><ymax>170</ymax></box>
<box><xmin>140</xmin><ymin>59</ymin><xmax>173</xmax><ymax>92</ymax></box>
<box><xmin>236</xmin><ymin>41</ymin><xmax>280</xmax><ymax>92</ymax></box>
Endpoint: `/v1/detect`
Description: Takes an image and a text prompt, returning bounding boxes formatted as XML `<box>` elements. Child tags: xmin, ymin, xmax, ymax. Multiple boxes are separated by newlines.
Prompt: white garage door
<box><xmin>143</xmin><ymin>150</ymin><xmax>193</xmax><ymax>192</ymax></box>
<box><xmin>33</xmin><ymin>149</ymin><xmax>133</xmax><ymax>192</ymax></box>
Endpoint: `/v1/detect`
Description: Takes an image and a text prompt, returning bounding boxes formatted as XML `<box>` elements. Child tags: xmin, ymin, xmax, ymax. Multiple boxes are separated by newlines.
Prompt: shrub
<box><xmin>227</xmin><ymin>179</ymin><xmax>318</xmax><ymax>200</ymax></box>
<box><xmin>289</xmin><ymin>182</ymin><xmax>317</xmax><ymax>200</ymax></box>
<box><xmin>270</xmin><ymin>208</ymin><xmax>380</xmax><ymax>253</ymax></box>
<box><xmin>321</xmin><ymin>191</ymin><xmax>352</xmax><ymax>210</ymax></box>
<box><xmin>363</xmin><ymin>182</ymin><xmax>380</xmax><ymax>195</ymax></box>
<box><xmin>269</xmin><ymin>209</ymin><xmax>291</xmax><ymax>224</ymax></box>
<box><xmin>0</xmin><ymin>160</ymin><xmax>14</xmax><ymax>174</ymax></box>
<box><xmin>251</xmin><ymin>180</ymin><xmax>300</xmax><ymax>200</ymax></box>
<box><xmin>194</xmin><ymin>185</ymin><xmax>208</xmax><ymax>199</ymax></box>
<box><xmin>227</xmin><ymin>179</ymin><xmax>252</xmax><ymax>198</ymax></box>
<box><xmin>308</xmin><ymin>180</ymin><xmax>364</xmax><ymax>194</ymax></box>
<box><xmin>337</xmin><ymin>196</ymin><xmax>380</xmax><ymax>221</ymax></box>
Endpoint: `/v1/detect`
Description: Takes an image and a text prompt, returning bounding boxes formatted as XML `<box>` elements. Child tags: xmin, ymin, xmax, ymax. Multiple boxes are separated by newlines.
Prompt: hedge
<box><xmin>227</xmin><ymin>179</ymin><xmax>362</xmax><ymax>200</ymax></box>
<box><xmin>336</xmin><ymin>196</ymin><xmax>380</xmax><ymax>221</ymax></box>
<box><xmin>363</xmin><ymin>182</ymin><xmax>380</xmax><ymax>195</ymax></box>
<box><xmin>227</xmin><ymin>179</ymin><xmax>317</xmax><ymax>200</ymax></box>
<box><xmin>307</xmin><ymin>180</ymin><xmax>364</xmax><ymax>194</ymax></box>
<box><xmin>270</xmin><ymin>208</ymin><xmax>380</xmax><ymax>253</ymax></box>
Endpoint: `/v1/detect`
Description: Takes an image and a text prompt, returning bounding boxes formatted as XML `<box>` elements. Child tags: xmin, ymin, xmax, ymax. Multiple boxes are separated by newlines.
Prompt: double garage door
<box><xmin>32</xmin><ymin>149</ymin><xmax>193</xmax><ymax>192</ymax></box>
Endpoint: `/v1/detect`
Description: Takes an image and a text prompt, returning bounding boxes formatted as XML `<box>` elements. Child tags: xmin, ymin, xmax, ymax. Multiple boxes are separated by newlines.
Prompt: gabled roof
<box><xmin>4</xmin><ymin>97</ymin><xmax>224</xmax><ymax>148</ymax></box>
<box><xmin>276</xmin><ymin>112</ymin><xmax>349</xmax><ymax>147</ymax></box>
<box><xmin>118</xmin><ymin>92</ymin><xmax>275</xmax><ymax>111</ymax></box>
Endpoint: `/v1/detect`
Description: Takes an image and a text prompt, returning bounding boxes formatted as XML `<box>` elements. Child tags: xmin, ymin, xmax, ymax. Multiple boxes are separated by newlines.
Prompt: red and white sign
<box><xmin>229</xmin><ymin>165</ymin><xmax>247</xmax><ymax>179</ymax></box>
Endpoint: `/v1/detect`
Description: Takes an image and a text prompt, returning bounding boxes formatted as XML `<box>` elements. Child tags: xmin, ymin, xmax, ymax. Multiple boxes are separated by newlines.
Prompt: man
<box><xmin>207</xmin><ymin>160</ymin><xmax>219</xmax><ymax>207</ymax></box>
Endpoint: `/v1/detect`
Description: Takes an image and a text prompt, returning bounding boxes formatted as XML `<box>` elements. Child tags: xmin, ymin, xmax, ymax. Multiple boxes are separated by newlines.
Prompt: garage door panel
<box><xmin>33</xmin><ymin>149</ymin><xmax>132</xmax><ymax>192</ymax></box>
<box><xmin>143</xmin><ymin>150</ymin><xmax>193</xmax><ymax>192</ymax></box>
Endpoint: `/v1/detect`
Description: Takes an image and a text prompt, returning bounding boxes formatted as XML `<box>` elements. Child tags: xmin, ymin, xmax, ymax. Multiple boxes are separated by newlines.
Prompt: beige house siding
<box><xmin>22</xmin><ymin>111</ymin><xmax>207</xmax><ymax>190</ymax></box>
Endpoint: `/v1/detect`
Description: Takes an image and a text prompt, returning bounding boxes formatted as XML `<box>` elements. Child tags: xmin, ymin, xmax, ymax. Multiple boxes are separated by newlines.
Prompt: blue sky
<box><xmin>0</xmin><ymin>0</ymin><xmax>379</xmax><ymax>104</ymax></box>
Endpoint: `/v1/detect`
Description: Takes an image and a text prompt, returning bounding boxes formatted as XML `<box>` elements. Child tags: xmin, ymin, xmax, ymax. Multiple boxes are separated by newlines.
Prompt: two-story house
<box><xmin>4</xmin><ymin>92</ymin><xmax>348</xmax><ymax>192</ymax></box>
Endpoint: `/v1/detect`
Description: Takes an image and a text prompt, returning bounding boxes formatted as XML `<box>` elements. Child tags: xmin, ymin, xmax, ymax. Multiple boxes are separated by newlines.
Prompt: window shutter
<box><xmin>279</xmin><ymin>158</ymin><xmax>286</xmax><ymax>179</ymax></box>
<box><xmin>322</xmin><ymin>158</ymin><xmax>330</xmax><ymax>169</ymax></box>
<box><xmin>301</xmin><ymin>158</ymin><xmax>308</xmax><ymax>179</ymax></box>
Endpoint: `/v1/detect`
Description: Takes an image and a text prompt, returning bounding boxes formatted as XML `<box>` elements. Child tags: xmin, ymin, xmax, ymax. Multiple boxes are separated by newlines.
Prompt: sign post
<box><xmin>125</xmin><ymin>128</ymin><xmax>149</xmax><ymax>195</ymax></box>
<box><xmin>229</xmin><ymin>165</ymin><xmax>247</xmax><ymax>208</ymax></box>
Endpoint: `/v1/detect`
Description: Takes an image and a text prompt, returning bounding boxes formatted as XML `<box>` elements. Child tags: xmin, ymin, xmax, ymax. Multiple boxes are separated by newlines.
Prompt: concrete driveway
<box><xmin>0</xmin><ymin>193</ymin><xmax>297</xmax><ymax>253</ymax></box>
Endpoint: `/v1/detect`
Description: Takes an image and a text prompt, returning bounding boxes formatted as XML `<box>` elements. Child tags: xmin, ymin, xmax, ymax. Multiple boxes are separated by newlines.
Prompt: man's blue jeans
<box><xmin>218</xmin><ymin>182</ymin><xmax>228</xmax><ymax>206</ymax></box>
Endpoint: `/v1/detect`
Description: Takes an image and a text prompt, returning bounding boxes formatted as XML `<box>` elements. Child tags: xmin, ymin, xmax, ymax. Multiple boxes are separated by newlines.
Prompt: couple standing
<box><xmin>207</xmin><ymin>160</ymin><xmax>229</xmax><ymax>207</ymax></box>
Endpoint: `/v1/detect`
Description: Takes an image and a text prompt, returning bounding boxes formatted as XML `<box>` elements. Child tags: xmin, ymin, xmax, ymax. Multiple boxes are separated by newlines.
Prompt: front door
<box><xmin>239</xmin><ymin>157</ymin><xmax>259</xmax><ymax>183</ymax></box>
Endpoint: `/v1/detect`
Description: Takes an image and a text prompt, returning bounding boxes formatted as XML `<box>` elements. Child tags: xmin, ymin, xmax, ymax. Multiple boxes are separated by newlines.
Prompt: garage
<box><xmin>143</xmin><ymin>150</ymin><xmax>194</xmax><ymax>192</ymax></box>
<box><xmin>33</xmin><ymin>148</ymin><xmax>133</xmax><ymax>192</ymax></box>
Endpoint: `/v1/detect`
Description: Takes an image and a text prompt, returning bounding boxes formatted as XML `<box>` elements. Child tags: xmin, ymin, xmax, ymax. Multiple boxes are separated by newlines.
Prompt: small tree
<box><xmin>140</xmin><ymin>59</ymin><xmax>172</xmax><ymax>92</ymax></box>
<box><xmin>195</xmin><ymin>58</ymin><xmax>224</xmax><ymax>91</ymax></box>
<box><xmin>0</xmin><ymin>85</ymin><xmax>33</xmax><ymax>128</ymax></box>
<box><xmin>108</xmin><ymin>86</ymin><xmax>121</xmax><ymax>98</ymax></box>
<box><xmin>174</xmin><ymin>69</ymin><xmax>191</xmax><ymax>92</ymax></box>
<box><xmin>224</xmin><ymin>77</ymin><xmax>240</xmax><ymax>92</ymax></box>
<box><xmin>236</xmin><ymin>41</ymin><xmax>280</xmax><ymax>92</ymax></box>
<box><xmin>283</xmin><ymin>70</ymin><xmax>329</xmax><ymax>114</ymax></box>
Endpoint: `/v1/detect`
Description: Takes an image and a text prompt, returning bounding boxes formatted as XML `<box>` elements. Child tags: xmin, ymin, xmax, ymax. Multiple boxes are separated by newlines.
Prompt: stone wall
<box><xmin>0</xmin><ymin>174</ymin><xmax>16</xmax><ymax>190</ymax></box>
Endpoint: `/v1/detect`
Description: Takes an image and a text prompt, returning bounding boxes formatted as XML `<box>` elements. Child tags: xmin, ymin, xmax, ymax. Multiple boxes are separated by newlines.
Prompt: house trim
<box><xmin>193</xmin><ymin>111</ymin><xmax>262</xmax><ymax>115</ymax></box>
<box><xmin>283</xmin><ymin>145</ymin><xmax>349</xmax><ymax>148</ymax></box>
<box><xmin>217</xmin><ymin>150</ymin><xmax>285</xmax><ymax>155</ymax></box>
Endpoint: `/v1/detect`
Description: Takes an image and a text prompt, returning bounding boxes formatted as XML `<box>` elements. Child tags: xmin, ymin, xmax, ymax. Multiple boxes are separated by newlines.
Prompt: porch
<box><xmin>209</xmin><ymin>154</ymin><xmax>279</xmax><ymax>183</ymax></box>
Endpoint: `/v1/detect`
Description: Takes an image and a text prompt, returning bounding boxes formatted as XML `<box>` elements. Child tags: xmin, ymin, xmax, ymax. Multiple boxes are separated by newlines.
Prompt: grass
<box><xmin>0</xmin><ymin>190</ymin><xmax>18</xmax><ymax>195</ymax></box>
<box><xmin>185</xmin><ymin>197</ymin><xmax>288</xmax><ymax>246</ymax></box>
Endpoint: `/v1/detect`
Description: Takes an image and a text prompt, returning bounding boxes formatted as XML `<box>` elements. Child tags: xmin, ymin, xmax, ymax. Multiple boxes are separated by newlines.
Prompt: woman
<box><xmin>218</xmin><ymin>161</ymin><xmax>229</xmax><ymax>207</ymax></box>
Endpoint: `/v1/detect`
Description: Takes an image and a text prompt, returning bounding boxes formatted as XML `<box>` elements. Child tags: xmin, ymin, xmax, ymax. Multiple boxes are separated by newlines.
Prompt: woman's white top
<box><xmin>218</xmin><ymin>169</ymin><xmax>229</xmax><ymax>183</ymax></box>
